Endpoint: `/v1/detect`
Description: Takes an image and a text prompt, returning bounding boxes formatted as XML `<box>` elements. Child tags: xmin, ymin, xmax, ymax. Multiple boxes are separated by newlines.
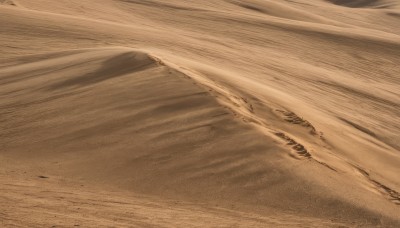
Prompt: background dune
<box><xmin>1</xmin><ymin>0</ymin><xmax>400</xmax><ymax>227</ymax></box>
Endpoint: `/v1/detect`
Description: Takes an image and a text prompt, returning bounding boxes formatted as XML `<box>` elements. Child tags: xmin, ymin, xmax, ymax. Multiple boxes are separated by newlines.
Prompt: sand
<box><xmin>1</xmin><ymin>0</ymin><xmax>400</xmax><ymax>227</ymax></box>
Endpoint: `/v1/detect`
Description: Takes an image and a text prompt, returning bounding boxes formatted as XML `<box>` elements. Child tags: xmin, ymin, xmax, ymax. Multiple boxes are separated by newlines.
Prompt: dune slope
<box><xmin>1</xmin><ymin>0</ymin><xmax>400</xmax><ymax>227</ymax></box>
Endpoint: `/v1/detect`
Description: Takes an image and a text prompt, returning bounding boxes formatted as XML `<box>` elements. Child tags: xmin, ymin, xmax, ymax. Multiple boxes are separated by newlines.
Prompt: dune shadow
<box><xmin>48</xmin><ymin>52</ymin><xmax>156</xmax><ymax>90</ymax></box>
<box><xmin>326</xmin><ymin>0</ymin><xmax>391</xmax><ymax>8</ymax></box>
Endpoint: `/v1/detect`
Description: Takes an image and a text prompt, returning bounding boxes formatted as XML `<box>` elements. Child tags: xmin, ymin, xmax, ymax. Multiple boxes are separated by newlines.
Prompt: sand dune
<box><xmin>1</xmin><ymin>0</ymin><xmax>400</xmax><ymax>227</ymax></box>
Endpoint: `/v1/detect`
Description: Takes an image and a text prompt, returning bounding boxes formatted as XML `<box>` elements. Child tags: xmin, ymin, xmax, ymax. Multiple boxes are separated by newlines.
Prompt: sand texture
<box><xmin>1</xmin><ymin>0</ymin><xmax>400</xmax><ymax>227</ymax></box>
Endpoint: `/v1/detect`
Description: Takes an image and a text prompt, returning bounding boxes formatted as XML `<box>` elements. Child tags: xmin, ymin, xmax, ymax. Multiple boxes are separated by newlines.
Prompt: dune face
<box><xmin>1</xmin><ymin>0</ymin><xmax>400</xmax><ymax>227</ymax></box>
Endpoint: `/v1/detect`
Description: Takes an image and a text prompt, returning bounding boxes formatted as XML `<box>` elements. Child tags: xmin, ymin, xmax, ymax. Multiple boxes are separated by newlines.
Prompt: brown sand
<box><xmin>1</xmin><ymin>0</ymin><xmax>400</xmax><ymax>227</ymax></box>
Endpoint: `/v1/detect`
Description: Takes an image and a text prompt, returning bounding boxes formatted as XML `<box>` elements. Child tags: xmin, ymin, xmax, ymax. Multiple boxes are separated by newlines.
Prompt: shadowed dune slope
<box><xmin>326</xmin><ymin>0</ymin><xmax>397</xmax><ymax>8</ymax></box>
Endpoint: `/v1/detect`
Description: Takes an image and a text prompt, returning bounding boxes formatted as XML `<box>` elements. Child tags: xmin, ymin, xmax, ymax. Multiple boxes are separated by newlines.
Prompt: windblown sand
<box><xmin>1</xmin><ymin>0</ymin><xmax>400</xmax><ymax>227</ymax></box>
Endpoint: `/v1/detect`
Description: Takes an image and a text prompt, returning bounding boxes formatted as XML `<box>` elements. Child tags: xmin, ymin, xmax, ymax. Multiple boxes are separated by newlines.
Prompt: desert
<box><xmin>1</xmin><ymin>0</ymin><xmax>400</xmax><ymax>227</ymax></box>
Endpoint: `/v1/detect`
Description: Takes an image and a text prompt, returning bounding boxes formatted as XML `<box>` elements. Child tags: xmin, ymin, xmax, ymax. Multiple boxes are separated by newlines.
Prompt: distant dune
<box><xmin>1</xmin><ymin>0</ymin><xmax>400</xmax><ymax>227</ymax></box>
